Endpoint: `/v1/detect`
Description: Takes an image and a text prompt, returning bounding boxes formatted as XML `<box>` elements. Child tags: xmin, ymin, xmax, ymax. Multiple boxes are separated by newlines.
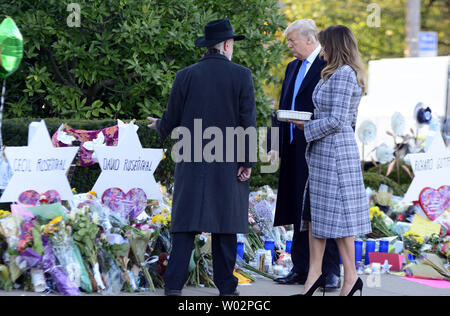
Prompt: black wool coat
<box><xmin>156</xmin><ymin>52</ymin><xmax>257</xmax><ymax>234</ymax></box>
<box><xmin>271</xmin><ymin>56</ymin><xmax>327</xmax><ymax>226</ymax></box>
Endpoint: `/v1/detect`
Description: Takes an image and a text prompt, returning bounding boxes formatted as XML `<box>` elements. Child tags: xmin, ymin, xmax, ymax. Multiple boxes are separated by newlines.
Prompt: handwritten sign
<box><xmin>0</xmin><ymin>120</ymin><xmax>78</xmax><ymax>202</ymax></box>
<box><xmin>403</xmin><ymin>135</ymin><xmax>450</xmax><ymax>203</ymax></box>
<box><xmin>91</xmin><ymin>122</ymin><xmax>163</xmax><ymax>200</ymax></box>
<box><xmin>409</xmin><ymin>214</ymin><xmax>441</xmax><ymax>237</ymax></box>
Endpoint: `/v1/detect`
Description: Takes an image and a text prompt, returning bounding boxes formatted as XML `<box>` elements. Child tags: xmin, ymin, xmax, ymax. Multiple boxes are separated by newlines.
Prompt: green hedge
<box><xmin>2</xmin><ymin>118</ymin><xmax>278</xmax><ymax>194</ymax></box>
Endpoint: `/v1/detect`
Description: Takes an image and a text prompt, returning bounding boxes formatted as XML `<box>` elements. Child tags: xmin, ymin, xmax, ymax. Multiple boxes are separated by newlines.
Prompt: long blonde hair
<box><xmin>319</xmin><ymin>25</ymin><xmax>366</xmax><ymax>94</ymax></box>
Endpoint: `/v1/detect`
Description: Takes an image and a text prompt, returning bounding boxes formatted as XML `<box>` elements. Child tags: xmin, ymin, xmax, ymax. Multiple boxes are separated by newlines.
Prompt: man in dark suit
<box><xmin>269</xmin><ymin>19</ymin><xmax>341</xmax><ymax>290</ymax></box>
<box><xmin>147</xmin><ymin>18</ymin><xmax>256</xmax><ymax>296</ymax></box>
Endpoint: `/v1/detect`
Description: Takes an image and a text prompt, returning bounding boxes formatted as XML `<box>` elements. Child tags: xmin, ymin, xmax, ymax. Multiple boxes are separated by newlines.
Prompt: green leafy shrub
<box><xmin>363</xmin><ymin>172</ymin><xmax>406</xmax><ymax>196</ymax></box>
<box><xmin>0</xmin><ymin>0</ymin><xmax>286</xmax><ymax>129</ymax></box>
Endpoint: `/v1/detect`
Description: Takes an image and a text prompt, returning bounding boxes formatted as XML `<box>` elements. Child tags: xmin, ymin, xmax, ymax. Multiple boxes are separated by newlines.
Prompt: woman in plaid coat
<box><xmin>291</xmin><ymin>25</ymin><xmax>371</xmax><ymax>296</ymax></box>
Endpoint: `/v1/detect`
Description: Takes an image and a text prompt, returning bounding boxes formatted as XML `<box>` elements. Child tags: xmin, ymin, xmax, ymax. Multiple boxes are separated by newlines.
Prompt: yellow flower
<box><xmin>152</xmin><ymin>214</ymin><xmax>165</xmax><ymax>224</ymax></box>
<box><xmin>43</xmin><ymin>216</ymin><xmax>63</xmax><ymax>235</ymax></box>
<box><xmin>403</xmin><ymin>231</ymin><xmax>425</xmax><ymax>244</ymax></box>
<box><xmin>50</xmin><ymin>216</ymin><xmax>63</xmax><ymax>225</ymax></box>
<box><xmin>161</xmin><ymin>207</ymin><xmax>169</xmax><ymax>215</ymax></box>
<box><xmin>369</xmin><ymin>206</ymin><xmax>383</xmax><ymax>220</ymax></box>
<box><xmin>0</xmin><ymin>210</ymin><xmax>11</xmax><ymax>219</ymax></box>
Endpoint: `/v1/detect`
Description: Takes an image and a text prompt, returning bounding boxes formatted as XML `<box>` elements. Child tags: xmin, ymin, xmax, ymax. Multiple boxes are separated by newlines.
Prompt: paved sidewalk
<box><xmin>1</xmin><ymin>274</ymin><xmax>449</xmax><ymax>296</ymax></box>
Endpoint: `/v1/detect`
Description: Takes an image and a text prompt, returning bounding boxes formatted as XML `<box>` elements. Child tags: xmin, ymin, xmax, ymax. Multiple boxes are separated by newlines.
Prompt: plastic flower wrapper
<box><xmin>405</xmin><ymin>252</ymin><xmax>450</xmax><ymax>281</ymax></box>
<box><xmin>0</xmin><ymin>211</ymin><xmax>21</xmax><ymax>250</ymax></box>
<box><xmin>97</xmin><ymin>247</ymin><xmax>124</xmax><ymax>295</ymax></box>
<box><xmin>100</xmin><ymin>232</ymin><xmax>133</xmax><ymax>292</ymax></box>
<box><xmin>0</xmin><ymin>212</ymin><xmax>27</xmax><ymax>282</ymax></box>
<box><xmin>16</xmin><ymin>236</ymin><xmax>80</xmax><ymax>295</ymax></box>
<box><xmin>249</xmin><ymin>197</ymin><xmax>279</xmax><ymax>256</ymax></box>
<box><xmin>235</xmin><ymin>256</ymin><xmax>275</xmax><ymax>280</ymax></box>
<box><xmin>0</xmin><ymin>264</ymin><xmax>13</xmax><ymax>291</ymax></box>
<box><xmin>43</xmin><ymin>216</ymin><xmax>92</xmax><ymax>292</ymax></box>
<box><xmin>69</xmin><ymin>206</ymin><xmax>105</xmax><ymax>291</ymax></box>
<box><xmin>16</xmin><ymin>219</ymin><xmax>45</xmax><ymax>292</ymax></box>
<box><xmin>187</xmin><ymin>234</ymin><xmax>214</xmax><ymax>287</ymax></box>
<box><xmin>126</xmin><ymin>224</ymin><xmax>155</xmax><ymax>291</ymax></box>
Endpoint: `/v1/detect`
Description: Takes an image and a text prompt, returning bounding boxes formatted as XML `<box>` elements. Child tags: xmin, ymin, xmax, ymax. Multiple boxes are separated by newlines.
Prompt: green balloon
<box><xmin>0</xmin><ymin>17</ymin><xmax>23</xmax><ymax>79</ymax></box>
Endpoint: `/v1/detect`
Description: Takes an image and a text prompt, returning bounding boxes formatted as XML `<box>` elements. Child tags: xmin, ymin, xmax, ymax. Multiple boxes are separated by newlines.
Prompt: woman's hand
<box><xmin>289</xmin><ymin>119</ymin><xmax>306</xmax><ymax>130</ymax></box>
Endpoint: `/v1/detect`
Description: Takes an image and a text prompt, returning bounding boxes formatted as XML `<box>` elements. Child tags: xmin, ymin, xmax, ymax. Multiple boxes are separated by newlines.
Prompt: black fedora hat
<box><xmin>194</xmin><ymin>18</ymin><xmax>245</xmax><ymax>47</ymax></box>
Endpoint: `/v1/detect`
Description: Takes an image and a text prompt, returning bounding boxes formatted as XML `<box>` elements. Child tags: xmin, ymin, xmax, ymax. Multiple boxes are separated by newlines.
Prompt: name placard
<box><xmin>403</xmin><ymin>135</ymin><xmax>450</xmax><ymax>203</ymax></box>
<box><xmin>91</xmin><ymin>123</ymin><xmax>163</xmax><ymax>200</ymax></box>
<box><xmin>0</xmin><ymin>121</ymin><xmax>78</xmax><ymax>202</ymax></box>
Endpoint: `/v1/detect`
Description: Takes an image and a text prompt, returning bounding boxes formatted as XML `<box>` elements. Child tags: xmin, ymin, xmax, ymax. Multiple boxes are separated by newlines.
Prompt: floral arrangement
<box><xmin>369</xmin><ymin>206</ymin><xmax>396</xmax><ymax>238</ymax></box>
<box><xmin>403</xmin><ymin>231</ymin><xmax>425</xmax><ymax>256</ymax></box>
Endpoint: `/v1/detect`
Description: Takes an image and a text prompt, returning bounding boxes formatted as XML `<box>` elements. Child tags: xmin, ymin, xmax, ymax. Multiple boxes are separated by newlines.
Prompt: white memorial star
<box><xmin>0</xmin><ymin>120</ymin><xmax>79</xmax><ymax>202</ymax></box>
<box><xmin>91</xmin><ymin>122</ymin><xmax>163</xmax><ymax>200</ymax></box>
<box><xmin>403</xmin><ymin>134</ymin><xmax>450</xmax><ymax>203</ymax></box>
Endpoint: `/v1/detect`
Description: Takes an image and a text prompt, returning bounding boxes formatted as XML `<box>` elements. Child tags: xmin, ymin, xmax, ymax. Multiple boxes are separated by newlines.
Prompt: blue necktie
<box><xmin>290</xmin><ymin>59</ymin><xmax>308</xmax><ymax>144</ymax></box>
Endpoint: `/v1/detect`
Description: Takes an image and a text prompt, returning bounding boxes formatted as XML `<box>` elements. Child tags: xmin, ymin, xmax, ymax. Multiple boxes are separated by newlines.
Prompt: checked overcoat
<box><xmin>303</xmin><ymin>65</ymin><xmax>372</xmax><ymax>239</ymax></box>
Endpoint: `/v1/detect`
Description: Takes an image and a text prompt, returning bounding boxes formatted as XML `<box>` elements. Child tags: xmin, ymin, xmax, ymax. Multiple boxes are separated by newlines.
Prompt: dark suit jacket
<box><xmin>272</xmin><ymin>56</ymin><xmax>327</xmax><ymax>226</ymax></box>
<box><xmin>156</xmin><ymin>52</ymin><xmax>257</xmax><ymax>233</ymax></box>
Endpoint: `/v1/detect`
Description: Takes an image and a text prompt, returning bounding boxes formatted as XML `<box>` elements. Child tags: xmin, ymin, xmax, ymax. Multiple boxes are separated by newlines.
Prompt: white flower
<box><xmin>106</xmin><ymin>233</ymin><xmax>127</xmax><ymax>245</ymax></box>
<box><xmin>357</xmin><ymin>120</ymin><xmax>377</xmax><ymax>144</ymax></box>
<box><xmin>391</xmin><ymin>112</ymin><xmax>405</xmax><ymax>136</ymax></box>
<box><xmin>92</xmin><ymin>212</ymin><xmax>100</xmax><ymax>225</ymax></box>
<box><xmin>375</xmin><ymin>144</ymin><xmax>395</xmax><ymax>163</ymax></box>
<box><xmin>56</xmin><ymin>124</ymin><xmax>76</xmax><ymax>145</ymax></box>
<box><xmin>82</xmin><ymin>131</ymin><xmax>105</xmax><ymax>151</ymax></box>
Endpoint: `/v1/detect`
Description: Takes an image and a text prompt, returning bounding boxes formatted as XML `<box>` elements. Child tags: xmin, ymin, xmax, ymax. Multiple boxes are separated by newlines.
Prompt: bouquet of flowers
<box><xmin>126</xmin><ymin>222</ymin><xmax>155</xmax><ymax>291</ymax></box>
<box><xmin>17</xmin><ymin>235</ymin><xmax>80</xmax><ymax>295</ymax></box>
<box><xmin>100</xmin><ymin>232</ymin><xmax>133</xmax><ymax>292</ymax></box>
<box><xmin>187</xmin><ymin>234</ymin><xmax>214</xmax><ymax>287</ymax></box>
<box><xmin>369</xmin><ymin>206</ymin><xmax>396</xmax><ymax>238</ymax></box>
<box><xmin>125</xmin><ymin>209</ymin><xmax>172</xmax><ymax>291</ymax></box>
<box><xmin>43</xmin><ymin>216</ymin><xmax>92</xmax><ymax>293</ymax></box>
<box><xmin>68</xmin><ymin>206</ymin><xmax>105</xmax><ymax>291</ymax></box>
<box><xmin>403</xmin><ymin>231</ymin><xmax>425</xmax><ymax>256</ymax></box>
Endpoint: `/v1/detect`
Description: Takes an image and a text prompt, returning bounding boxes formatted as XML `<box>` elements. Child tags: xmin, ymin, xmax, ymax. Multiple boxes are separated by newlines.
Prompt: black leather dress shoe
<box><xmin>274</xmin><ymin>271</ymin><xmax>307</xmax><ymax>285</ymax></box>
<box><xmin>164</xmin><ymin>288</ymin><xmax>182</xmax><ymax>296</ymax></box>
<box><xmin>320</xmin><ymin>274</ymin><xmax>341</xmax><ymax>292</ymax></box>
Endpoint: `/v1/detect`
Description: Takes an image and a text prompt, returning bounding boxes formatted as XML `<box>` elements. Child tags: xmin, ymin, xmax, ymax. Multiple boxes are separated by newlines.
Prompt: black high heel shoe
<box><xmin>292</xmin><ymin>274</ymin><xmax>326</xmax><ymax>296</ymax></box>
<box><xmin>346</xmin><ymin>277</ymin><xmax>363</xmax><ymax>296</ymax></box>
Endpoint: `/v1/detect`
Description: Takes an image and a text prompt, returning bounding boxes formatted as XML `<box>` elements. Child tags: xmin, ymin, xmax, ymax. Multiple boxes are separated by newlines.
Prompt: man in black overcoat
<box><xmin>268</xmin><ymin>19</ymin><xmax>341</xmax><ymax>290</ymax></box>
<box><xmin>147</xmin><ymin>18</ymin><xmax>256</xmax><ymax>296</ymax></box>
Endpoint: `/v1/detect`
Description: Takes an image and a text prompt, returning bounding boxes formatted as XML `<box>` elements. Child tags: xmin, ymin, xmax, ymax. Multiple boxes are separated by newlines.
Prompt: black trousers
<box><xmin>164</xmin><ymin>232</ymin><xmax>238</xmax><ymax>294</ymax></box>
